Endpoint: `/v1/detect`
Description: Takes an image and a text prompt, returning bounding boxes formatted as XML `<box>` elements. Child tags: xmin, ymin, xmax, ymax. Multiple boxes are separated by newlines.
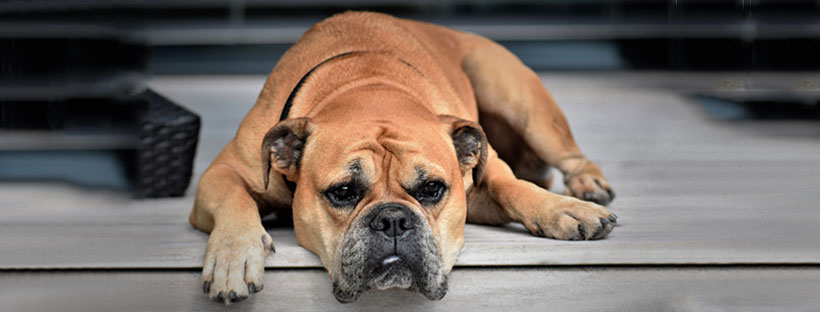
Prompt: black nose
<box><xmin>369</xmin><ymin>204</ymin><xmax>415</xmax><ymax>238</ymax></box>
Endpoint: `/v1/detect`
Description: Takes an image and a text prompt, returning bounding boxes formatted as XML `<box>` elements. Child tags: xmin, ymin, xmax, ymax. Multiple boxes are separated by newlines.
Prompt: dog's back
<box><xmin>227</xmin><ymin>12</ymin><xmax>479</xmax><ymax>193</ymax></box>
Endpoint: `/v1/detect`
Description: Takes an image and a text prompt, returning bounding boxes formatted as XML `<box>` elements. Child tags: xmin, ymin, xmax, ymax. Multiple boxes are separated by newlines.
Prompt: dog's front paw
<box><xmin>202</xmin><ymin>225</ymin><xmax>275</xmax><ymax>304</ymax></box>
<box><xmin>563</xmin><ymin>161</ymin><xmax>615</xmax><ymax>206</ymax></box>
<box><xmin>526</xmin><ymin>197</ymin><xmax>617</xmax><ymax>240</ymax></box>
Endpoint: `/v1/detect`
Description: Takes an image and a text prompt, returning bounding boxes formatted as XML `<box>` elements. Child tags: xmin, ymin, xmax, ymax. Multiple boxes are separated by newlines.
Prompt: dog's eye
<box><xmin>413</xmin><ymin>180</ymin><xmax>447</xmax><ymax>204</ymax></box>
<box><xmin>325</xmin><ymin>184</ymin><xmax>361</xmax><ymax>207</ymax></box>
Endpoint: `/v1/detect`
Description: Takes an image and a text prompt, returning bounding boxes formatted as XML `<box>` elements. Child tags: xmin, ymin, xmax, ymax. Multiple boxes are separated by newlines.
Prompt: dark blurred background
<box><xmin>2</xmin><ymin>0</ymin><xmax>819</xmax><ymax>72</ymax></box>
<box><xmin>1</xmin><ymin>0</ymin><xmax>818</xmax><ymax>196</ymax></box>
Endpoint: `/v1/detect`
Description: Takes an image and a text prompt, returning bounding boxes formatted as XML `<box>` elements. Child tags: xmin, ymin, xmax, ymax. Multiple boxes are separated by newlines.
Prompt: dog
<box><xmin>189</xmin><ymin>11</ymin><xmax>616</xmax><ymax>304</ymax></box>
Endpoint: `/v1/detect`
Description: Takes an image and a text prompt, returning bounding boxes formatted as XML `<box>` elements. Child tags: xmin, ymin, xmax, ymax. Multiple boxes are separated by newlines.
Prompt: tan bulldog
<box><xmin>189</xmin><ymin>11</ymin><xmax>616</xmax><ymax>304</ymax></box>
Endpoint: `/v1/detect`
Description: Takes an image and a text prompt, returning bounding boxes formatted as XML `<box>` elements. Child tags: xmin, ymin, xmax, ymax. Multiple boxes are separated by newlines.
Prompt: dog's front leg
<box><xmin>470</xmin><ymin>150</ymin><xmax>617</xmax><ymax>240</ymax></box>
<box><xmin>190</xmin><ymin>164</ymin><xmax>275</xmax><ymax>304</ymax></box>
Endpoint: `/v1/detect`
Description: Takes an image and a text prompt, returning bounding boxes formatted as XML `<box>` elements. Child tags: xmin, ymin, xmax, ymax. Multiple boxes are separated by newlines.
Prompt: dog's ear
<box><xmin>261</xmin><ymin>117</ymin><xmax>314</xmax><ymax>190</ymax></box>
<box><xmin>440</xmin><ymin>115</ymin><xmax>488</xmax><ymax>185</ymax></box>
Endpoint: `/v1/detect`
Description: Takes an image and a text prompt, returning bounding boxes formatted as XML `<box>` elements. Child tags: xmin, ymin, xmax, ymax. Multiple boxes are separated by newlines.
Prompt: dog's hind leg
<box><xmin>460</xmin><ymin>35</ymin><xmax>614</xmax><ymax>206</ymax></box>
<box><xmin>478</xmin><ymin>110</ymin><xmax>554</xmax><ymax>191</ymax></box>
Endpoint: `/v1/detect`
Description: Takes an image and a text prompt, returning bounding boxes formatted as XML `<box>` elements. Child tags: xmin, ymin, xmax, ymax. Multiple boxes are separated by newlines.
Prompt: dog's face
<box><xmin>262</xmin><ymin>87</ymin><xmax>486</xmax><ymax>302</ymax></box>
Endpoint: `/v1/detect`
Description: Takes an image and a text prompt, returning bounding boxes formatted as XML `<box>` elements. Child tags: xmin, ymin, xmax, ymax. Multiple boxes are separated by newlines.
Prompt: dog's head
<box><xmin>261</xmin><ymin>86</ymin><xmax>486</xmax><ymax>302</ymax></box>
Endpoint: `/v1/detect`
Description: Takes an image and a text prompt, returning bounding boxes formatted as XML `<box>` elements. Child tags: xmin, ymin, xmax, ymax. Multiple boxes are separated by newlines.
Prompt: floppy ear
<box><xmin>261</xmin><ymin>117</ymin><xmax>314</xmax><ymax>190</ymax></box>
<box><xmin>440</xmin><ymin>115</ymin><xmax>488</xmax><ymax>186</ymax></box>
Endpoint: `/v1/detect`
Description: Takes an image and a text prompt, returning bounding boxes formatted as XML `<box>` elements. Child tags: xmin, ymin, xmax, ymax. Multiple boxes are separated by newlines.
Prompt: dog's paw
<box><xmin>201</xmin><ymin>225</ymin><xmax>274</xmax><ymax>305</ymax></box>
<box><xmin>563</xmin><ymin>161</ymin><xmax>615</xmax><ymax>206</ymax></box>
<box><xmin>526</xmin><ymin>197</ymin><xmax>617</xmax><ymax>240</ymax></box>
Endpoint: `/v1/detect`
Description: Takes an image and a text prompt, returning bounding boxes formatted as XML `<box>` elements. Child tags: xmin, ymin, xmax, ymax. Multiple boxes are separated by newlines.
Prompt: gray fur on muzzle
<box><xmin>331</xmin><ymin>207</ymin><xmax>448</xmax><ymax>303</ymax></box>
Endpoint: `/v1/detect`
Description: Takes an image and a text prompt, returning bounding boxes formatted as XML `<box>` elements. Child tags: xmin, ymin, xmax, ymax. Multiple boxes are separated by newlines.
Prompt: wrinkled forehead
<box><xmin>305</xmin><ymin>120</ymin><xmax>456</xmax><ymax>187</ymax></box>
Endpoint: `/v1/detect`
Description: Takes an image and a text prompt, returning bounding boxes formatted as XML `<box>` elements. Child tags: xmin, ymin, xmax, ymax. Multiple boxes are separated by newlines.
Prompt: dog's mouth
<box><xmin>332</xmin><ymin>203</ymin><xmax>448</xmax><ymax>303</ymax></box>
<box><xmin>368</xmin><ymin>255</ymin><xmax>414</xmax><ymax>290</ymax></box>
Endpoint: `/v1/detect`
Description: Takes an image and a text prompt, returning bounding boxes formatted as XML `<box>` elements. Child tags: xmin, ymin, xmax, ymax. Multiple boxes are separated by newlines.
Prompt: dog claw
<box><xmin>591</xmin><ymin>218</ymin><xmax>610</xmax><ymax>239</ymax></box>
<box><xmin>229</xmin><ymin>291</ymin><xmax>237</xmax><ymax>302</ymax></box>
<box><xmin>609</xmin><ymin>213</ymin><xmax>618</xmax><ymax>224</ymax></box>
<box><xmin>215</xmin><ymin>292</ymin><xmax>225</xmax><ymax>303</ymax></box>
<box><xmin>249</xmin><ymin>282</ymin><xmax>263</xmax><ymax>293</ymax></box>
<box><xmin>203</xmin><ymin>281</ymin><xmax>210</xmax><ymax>294</ymax></box>
<box><xmin>577</xmin><ymin>224</ymin><xmax>587</xmax><ymax>240</ymax></box>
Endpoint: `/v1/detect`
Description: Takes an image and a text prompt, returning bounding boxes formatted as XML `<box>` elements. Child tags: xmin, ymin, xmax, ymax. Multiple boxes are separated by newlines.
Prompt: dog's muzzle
<box><xmin>333</xmin><ymin>203</ymin><xmax>447</xmax><ymax>303</ymax></box>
